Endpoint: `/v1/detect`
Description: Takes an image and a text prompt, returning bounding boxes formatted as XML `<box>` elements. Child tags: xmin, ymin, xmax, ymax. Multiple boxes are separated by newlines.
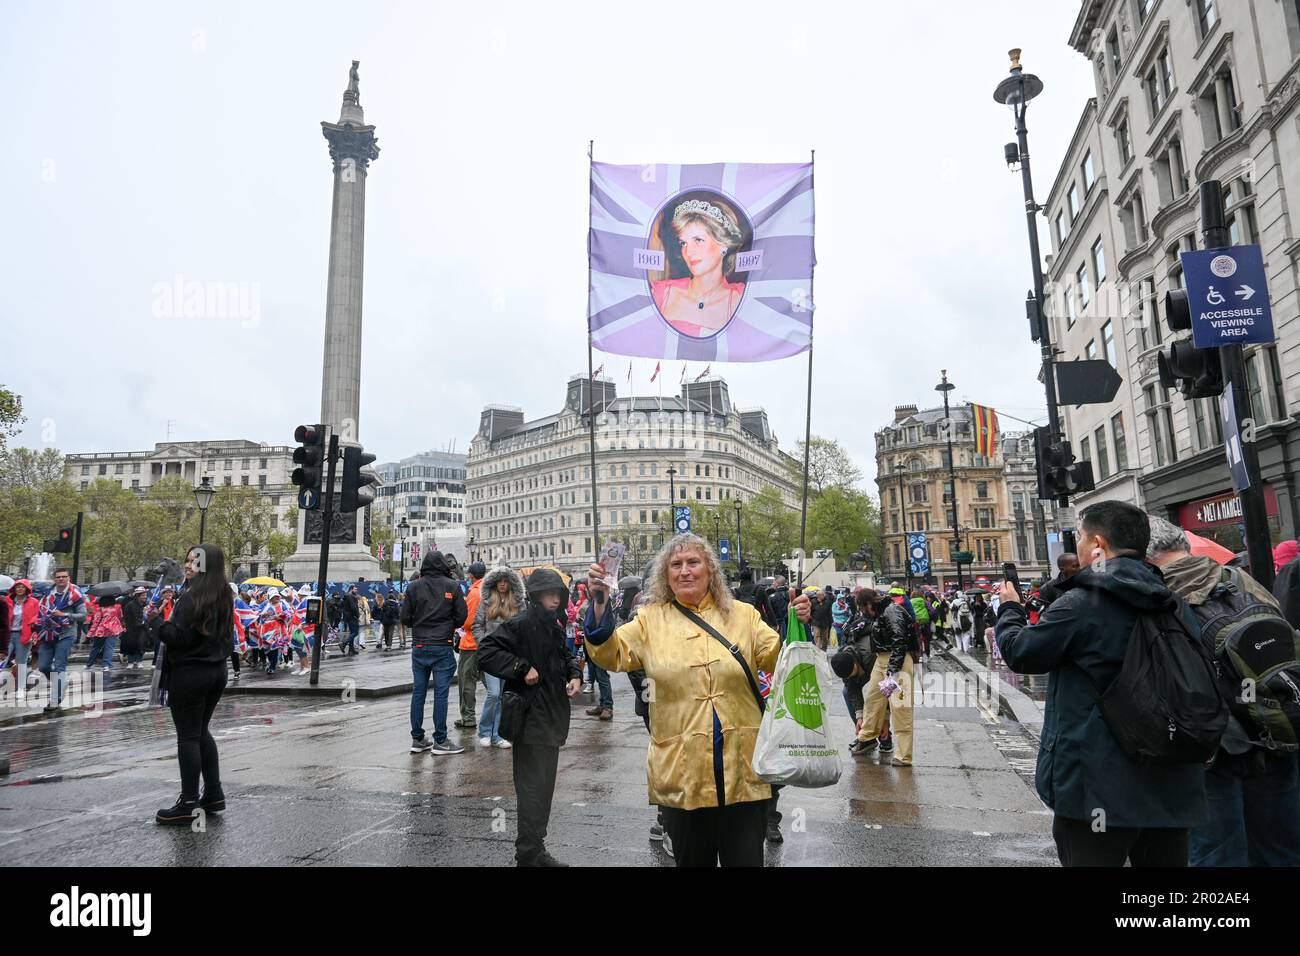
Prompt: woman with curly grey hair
<box><xmin>583</xmin><ymin>533</ymin><xmax>811</xmax><ymax>867</ymax></box>
<box><xmin>650</xmin><ymin>197</ymin><xmax>747</xmax><ymax>338</ymax></box>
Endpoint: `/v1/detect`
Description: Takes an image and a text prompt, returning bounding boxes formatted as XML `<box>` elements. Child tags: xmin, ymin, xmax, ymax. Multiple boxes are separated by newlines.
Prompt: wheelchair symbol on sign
<box><xmin>1206</xmin><ymin>286</ymin><xmax>1226</xmax><ymax>305</ymax></box>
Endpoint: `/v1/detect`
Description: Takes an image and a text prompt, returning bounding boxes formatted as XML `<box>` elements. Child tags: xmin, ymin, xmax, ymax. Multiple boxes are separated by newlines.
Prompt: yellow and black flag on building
<box><xmin>971</xmin><ymin>404</ymin><xmax>999</xmax><ymax>458</ymax></box>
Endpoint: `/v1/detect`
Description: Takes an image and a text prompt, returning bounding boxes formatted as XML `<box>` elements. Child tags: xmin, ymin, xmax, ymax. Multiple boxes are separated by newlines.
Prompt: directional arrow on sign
<box><xmin>1235</xmin><ymin>285</ymin><xmax>1255</xmax><ymax>300</ymax></box>
<box><xmin>1054</xmin><ymin>359</ymin><xmax>1123</xmax><ymax>405</ymax></box>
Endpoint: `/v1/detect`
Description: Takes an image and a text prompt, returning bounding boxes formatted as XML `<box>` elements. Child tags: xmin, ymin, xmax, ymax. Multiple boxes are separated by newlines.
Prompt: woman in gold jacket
<box><xmin>584</xmin><ymin>533</ymin><xmax>811</xmax><ymax>867</ymax></box>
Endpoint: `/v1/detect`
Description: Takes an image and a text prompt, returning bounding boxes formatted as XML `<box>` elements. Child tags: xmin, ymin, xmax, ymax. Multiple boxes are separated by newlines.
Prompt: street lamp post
<box><xmin>994</xmin><ymin>49</ymin><xmax>1074</xmax><ymax>551</ymax></box>
<box><xmin>734</xmin><ymin>497</ymin><xmax>743</xmax><ymax>573</ymax></box>
<box><xmin>936</xmin><ymin>369</ymin><xmax>964</xmax><ymax>591</ymax></box>
<box><xmin>667</xmin><ymin>466</ymin><xmax>676</xmax><ymax>511</ymax></box>
<box><xmin>398</xmin><ymin>517</ymin><xmax>409</xmax><ymax>581</ymax></box>
<box><xmin>193</xmin><ymin>476</ymin><xmax>216</xmax><ymax>545</ymax></box>
<box><xmin>713</xmin><ymin>512</ymin><xmax>720</xmax><ymax>551</ymax></box>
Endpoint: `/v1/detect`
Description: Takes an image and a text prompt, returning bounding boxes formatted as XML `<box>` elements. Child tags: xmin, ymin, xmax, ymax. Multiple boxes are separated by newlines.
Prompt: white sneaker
<box><xmin>477</xmin><ymin>737</ymin><xmax>492</xmax><ymax>748</ymax></box>
<box><xmin>581</xmin><ymin>682</ymin><xmax>592</xmax><ymax>694</ymax></box>
<box><xmin>493</xmin><ymin>739</ymin><xmax>513</xmax><ymax>749</ymax></box>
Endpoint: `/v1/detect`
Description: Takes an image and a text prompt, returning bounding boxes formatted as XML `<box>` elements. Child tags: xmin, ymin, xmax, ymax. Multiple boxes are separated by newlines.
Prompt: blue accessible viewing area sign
<box><xmin>1180</xmin><ymin>244</ymin><xmax>1275</xmax><ymax>348</ymax></box>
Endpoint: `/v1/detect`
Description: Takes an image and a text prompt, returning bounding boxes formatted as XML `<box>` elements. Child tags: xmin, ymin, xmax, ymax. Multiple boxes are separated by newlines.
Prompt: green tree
<box><xmin>267</xmin><ymin>531</ymin><xmax>298</xmax><ymax>573</ymax></box>
<box><xmin>147</xmin><ymin>475</ymin><xmax>201</xmax><ymax>558</ymax></box>
<box><xmin>0</xmin><ymin>446</ymin><xmax>82</xmax><ymax>574</ymax></box>
<box><xmin>204</xmin><ymin>485</ymin><xmax>273</xmax><ymax>575</ymax></box>
<box><xmin>0</xmin><ymin>386</ymin><xmax>23</xmax><ymax>458</ymax></box>
<box><xmin>80</xmin><ymin>479</ymin><xmax>137</xmax><ymax>577</ymax></box>
<box><xmin>786</xmin><ymin>436</ymin><xmax>864</xmax><ymax>496</ymax></box>
<box><xmin>808</xmin><ymin>487</ymin><xmax>883</xmax><ymax>569</ymax></box>
<box><xmin>739</xmin><ymin>486</ymin><xmax>799</xmax><ymax>576</ymax></box>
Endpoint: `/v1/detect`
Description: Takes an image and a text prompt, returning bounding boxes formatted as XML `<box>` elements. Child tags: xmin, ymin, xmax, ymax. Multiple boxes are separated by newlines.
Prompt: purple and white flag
<box><xmin>588</xmin><ymin>162</ymin><xmax>814</xmax><ymax>362</ymax></box>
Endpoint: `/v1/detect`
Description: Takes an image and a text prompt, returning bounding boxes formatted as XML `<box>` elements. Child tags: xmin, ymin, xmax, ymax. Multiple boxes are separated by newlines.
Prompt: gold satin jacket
<box><xmin>586</xmin><ymin>595</ymin><xmax>781</xmax><ymax>810</ymax></box>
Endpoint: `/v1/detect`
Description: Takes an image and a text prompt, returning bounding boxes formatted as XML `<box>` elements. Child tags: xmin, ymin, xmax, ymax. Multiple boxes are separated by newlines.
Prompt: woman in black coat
<box><xmin>155</xmin><ymin>545</ymin><xmax>234</xmax><ymax>825</ymax></box>
<box><xmin>478</xmin><ymin>568</ymin><xmax>582</xmax><ymax>867</ymax></box>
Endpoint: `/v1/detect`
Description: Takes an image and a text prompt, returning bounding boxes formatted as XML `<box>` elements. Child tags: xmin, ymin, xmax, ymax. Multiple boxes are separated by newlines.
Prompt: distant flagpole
<box><xmin>797</xmin><ymin>148</ymin><xmax>816</xmax><ymax>589</ymax></box>
<box><xmin>586</xmin><ymin>139</ymin><xmax>601</xmax><ymax>564</ymax></box>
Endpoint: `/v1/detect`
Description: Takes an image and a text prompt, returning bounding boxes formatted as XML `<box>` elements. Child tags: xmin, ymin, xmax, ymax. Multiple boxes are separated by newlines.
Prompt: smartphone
<box><xmin>1002</xmin><ymin>561</ymin><xmax>1022</xmax><ymax>595</ymax></box>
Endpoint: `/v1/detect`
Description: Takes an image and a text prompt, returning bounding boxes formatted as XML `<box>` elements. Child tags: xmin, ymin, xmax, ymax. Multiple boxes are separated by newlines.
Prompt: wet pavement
<box><xmin>0</xmin><ymin>653</ymin><xmax>1055</xmax><ymax>866</ymax></box>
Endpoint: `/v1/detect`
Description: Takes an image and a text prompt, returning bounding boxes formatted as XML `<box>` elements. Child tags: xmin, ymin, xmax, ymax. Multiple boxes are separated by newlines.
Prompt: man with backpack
<box><xmin>1147</xmin><ymin>517</ymin><xmax>1300</xmax><ymax>866</ymax></box>
<box><xmin>994</xmin><ymin>501</ymin><xmax>1214</xmax><ymax>867</ymax></box>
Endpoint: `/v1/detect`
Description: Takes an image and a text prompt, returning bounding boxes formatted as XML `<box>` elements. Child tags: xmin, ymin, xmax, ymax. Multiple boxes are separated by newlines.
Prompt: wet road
<box><xmin>0</xmin><ymin>654</ymin><xmax>1054</xmax><ymax>866</ymax></box>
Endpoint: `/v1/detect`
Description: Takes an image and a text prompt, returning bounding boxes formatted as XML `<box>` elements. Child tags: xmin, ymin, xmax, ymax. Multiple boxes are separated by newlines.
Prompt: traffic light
<box><xmin>52</xmin><ymin>527</ymin><xmax>75</xmax><ymax>553</ymax></box>
<box><xmin>1033</xmin><ymin>426</ymin><xmax>1095</xmax><ymax>500</ymax></box>
<box><xmin>339</xmin><ymin>446</ymin><xmax>379</xmax><ymax>513</ymax></box>
<box><xmin>1157</xmin><ymin>289</ymin><xmax>1224</xmax><ymax>398</ymax></box>
<box><xmin>292</xmin><ymin>424</ymin><xmax>327</xmax><ymax>510</ymax></box>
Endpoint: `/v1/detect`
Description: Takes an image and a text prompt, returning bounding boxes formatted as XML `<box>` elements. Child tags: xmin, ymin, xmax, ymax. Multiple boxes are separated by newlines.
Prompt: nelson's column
<box><xmin>284</xmin><ymin>61</ymin><xmax>383</xmax><ymax>582</ymax></box>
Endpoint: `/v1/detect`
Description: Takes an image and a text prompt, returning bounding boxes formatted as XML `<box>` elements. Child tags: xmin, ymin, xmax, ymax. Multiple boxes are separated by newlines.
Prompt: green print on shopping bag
<box><xmin>775</xmin><ymin>662</ymin><xmax>824</xmax><ymax>732</ymax></box>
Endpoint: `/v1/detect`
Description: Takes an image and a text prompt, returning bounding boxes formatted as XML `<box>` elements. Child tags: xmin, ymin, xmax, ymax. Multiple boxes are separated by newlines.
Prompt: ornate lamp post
<box><xmin>193</xmin><ymin>477</ymin><xmax>216</xmax><ymax>545</ymax></box>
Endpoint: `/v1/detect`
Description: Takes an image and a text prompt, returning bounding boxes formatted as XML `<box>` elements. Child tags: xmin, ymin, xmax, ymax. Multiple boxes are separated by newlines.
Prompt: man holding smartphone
<box><xmin>994</xmin><ymin>501</ymin><xmax>1208</xmax><ymax>866</ymax></box>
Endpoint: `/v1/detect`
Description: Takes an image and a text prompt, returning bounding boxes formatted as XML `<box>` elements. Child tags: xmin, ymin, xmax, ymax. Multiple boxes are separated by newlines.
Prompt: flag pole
<box><xmin>796</xmin><ymin>149</ymin><xmax>815</xmax><ymax>589</ymax></box>
<box><xmin>586</xmin><ymin>140</ymin><xmax>602</xmax><ymax>573</ymax></box>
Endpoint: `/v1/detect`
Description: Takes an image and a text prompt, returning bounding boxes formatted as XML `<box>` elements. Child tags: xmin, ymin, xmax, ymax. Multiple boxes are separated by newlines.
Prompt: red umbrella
<box><xmin>1185</xmin><ymin>531</ymin><xmax>1235</xmax><ymax>565</ymax></box>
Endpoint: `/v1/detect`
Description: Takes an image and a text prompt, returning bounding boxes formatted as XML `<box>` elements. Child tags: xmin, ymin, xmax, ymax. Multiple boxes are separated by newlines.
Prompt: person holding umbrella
<box><xmin>121</xmin><ymin>587</ymin><xmax>149</xmax><ymax>669</ymax></box>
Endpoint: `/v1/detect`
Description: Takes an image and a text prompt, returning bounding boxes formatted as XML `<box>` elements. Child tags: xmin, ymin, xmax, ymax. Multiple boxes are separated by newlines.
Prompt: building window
<box><xmin>1080</xmin><ymin>436</ymin><xmax>1091</xmax><ymax>464</ymax></box>
<box><xmin>240</xmin><ymin>475</ymin><xmax>249</xmax><ymax>486</ymax></box>
<box><xmin>1107</xmin><ymin>27</ymin><xmax>1123</xmax><ymax>78</ymax></box>
<box><xmin>1067</xmin><ymin>182</ymin><xmax>1080</xmax><ymax>222</ymax></box>
<box><xmin>1117</xmin><ymin>117</ymin><xmax>1132</xmax><ymax>165</ymax></box>
<box><xmin>1065</xmin><ymin>285</ymin><xmax>1078</xmax><ymax>329</ymax></box>
<box><xmin>1091</xmin><ymin>238</ymin><xmax>1107</xmax><ymax>286</ymax></box>
<box><xmin>115</xmin><ymin>463</ymin><xmax>124</xmax><ymax>474</ymax></box>
<box><xmin>1085</xmin><ymin>339</ymin><xmax>1098</xmax><ymax>361</ymax></box>
<box><xmin>1094</xmin><ymin>426</ymin><xmax>1110</xmax><ymax>479</ymax></box>
<box><xmin>1076</xmin><ymin>264</ymin><xmax>1091</xmax><ymax>310</ymax></box>
<box><xmin>1081</xmin><ymin>152</ymin><xmax>1095</xmax><ymax>193</ymax></box>
<box><xmin>1138</xmin><ymin>277</ymin><xmax>1160</xmax><ymax>350</ymax></box>
<box><xmin>132</xmin><ymin>462</ymin><xmax>141</xmax><ymax>474</ymax></box>
<box><xmin>976</xmin><ymin>481</ymin><xmax>989</xmax><ymax>499</ymax></box>
<box><xmin>224</xmin><ymin>459</ymin><xmax>233</xmax><ymax>470</ymax></box>
<box><xmin>1056</xmin><ymin>211</ymin><xmax>1069</xmax><ymax>247</ymax></box>
<box><xmin>1196</xmin><ymin>0</ymin><xmax>1218</xmax><ymax>38</ymax></box>
<box><xmin>1101</xmin><ymin>321</ymin><xmax>1116</xmax><ymax>366</ymax></box>
<box><xmin>1146</xmin><ymin>48</ymin><xmax>1174</xmax><ymax>120</ymax></box>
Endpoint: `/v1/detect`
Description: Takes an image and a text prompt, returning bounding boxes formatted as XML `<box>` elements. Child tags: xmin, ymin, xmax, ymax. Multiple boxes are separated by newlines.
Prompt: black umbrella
<box><xmin>618</xmin><ymin>575</ymin><xmax>642</xmax><ymax>590</ymax></box>
<box><xmin>127</xmin><ymin>580</ymin><xmax>156</xmax><ymax>591</ymax></box>
<box><xmin>88</xmin><ymin>581</ymin><xmax>130</xmax><ymax>601</ymax></box>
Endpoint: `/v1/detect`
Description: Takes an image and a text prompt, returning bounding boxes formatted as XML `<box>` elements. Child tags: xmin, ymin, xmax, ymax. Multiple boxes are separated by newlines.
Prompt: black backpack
<box><xmin>1079</xmin><ymin>604</ymin><xmax>1228</xmax><ymax>765</ymax></box>
<box><xmin>1194</xmin><ymin>568</ymin><xmax>1300</xmax><ymax>752</ymax></box>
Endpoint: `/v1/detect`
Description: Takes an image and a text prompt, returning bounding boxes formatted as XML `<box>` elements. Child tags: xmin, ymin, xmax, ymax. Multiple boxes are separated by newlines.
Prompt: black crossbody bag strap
<box><xmin>672</xmin><ymin>600</ymin><xmax>765</xmax><ymax>715</ymax></box>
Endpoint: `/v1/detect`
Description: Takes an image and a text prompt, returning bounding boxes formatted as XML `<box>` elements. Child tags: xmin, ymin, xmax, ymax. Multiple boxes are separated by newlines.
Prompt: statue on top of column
<box><xmin>347</xmin><ymin>60</ymin><xmax>360</xmax><ymax>101</ymax></box>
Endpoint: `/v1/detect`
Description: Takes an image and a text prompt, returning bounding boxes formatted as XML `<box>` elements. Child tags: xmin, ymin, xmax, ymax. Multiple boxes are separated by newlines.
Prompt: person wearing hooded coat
<box><xmin>477</xmin><ymin>568</ymin><xmax>583</xmax><ymax>867</ymax></box>
<box><xmin>471</xmin><ymin>565</ymin><xmax>524</xmax><ymax>748</ymax></box>
<box><xmin>402</xmin><ymin>551</ymin><xmax>468</xmax><ymax>755</ymax></box>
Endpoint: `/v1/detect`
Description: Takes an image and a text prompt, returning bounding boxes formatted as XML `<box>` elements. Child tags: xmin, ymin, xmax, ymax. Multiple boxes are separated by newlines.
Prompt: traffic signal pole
<box><xmin>70</xmin><ymin>511</ymin><xmax>84</xmax><ymax>584</ymax></box>
<box><xmin>1199</xmin><ymin>181</ymin><xmax>1274</xmax><ymax>589</ymax></box>
<box><xmin>309</xmin><ymin>432</ymin><xmax>340</xmax><ymax>686</ymax></box>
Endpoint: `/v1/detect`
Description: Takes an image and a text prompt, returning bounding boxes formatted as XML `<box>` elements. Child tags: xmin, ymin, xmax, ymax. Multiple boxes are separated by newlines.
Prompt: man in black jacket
<box><xmin>1037</xmin><ymin>553</ymin><xmax>1080</xmax><ymax>607</ymax></box>
<box><xmin>767</xmin><ymin>576</ymin><xmax>789</xmax><ymax>637</ymax></box>
<box><xmin>478</xmin><ymin>568</ymin><xmax>582</xmax><ymax>867</ymax></box>
<box><xmin>403</xmin><ymin>552</ymin><xmax>468</xmax><ymax>755</ymax></box>
<box><xmin>340</xmin><ymin>585</ymin><xmax>362</xmax><ymax>655</ymax></box>
<box><xmin>996</xmin><ymin>500</ymin><xmax>1209</xmax><ymax>867</ymax></box>
<box><xmin>849</xmin><ymin>588</ymin><xmax>916</xmax><ymax>765</ymax></box>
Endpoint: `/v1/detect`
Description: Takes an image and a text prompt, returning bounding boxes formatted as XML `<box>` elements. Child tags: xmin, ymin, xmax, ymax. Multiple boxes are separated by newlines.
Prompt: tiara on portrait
<box><xmin>674</xmin><ymin>198</ymin><xmax>728</xmax><ymax>225</ymax></box>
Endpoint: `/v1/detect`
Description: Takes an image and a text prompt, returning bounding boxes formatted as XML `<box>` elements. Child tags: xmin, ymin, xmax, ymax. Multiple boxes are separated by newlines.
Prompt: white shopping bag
<box><xmin>751</xmin><ymin>628</ymin><xmax>842</xmax><ymax>788</ymax></box>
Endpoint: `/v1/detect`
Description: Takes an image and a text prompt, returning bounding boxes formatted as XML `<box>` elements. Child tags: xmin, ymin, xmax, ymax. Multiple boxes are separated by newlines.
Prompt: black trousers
<box><xmin>661</xmin><ymin>800</ymin><xmax>767</xmax><ymax>867</ymax></box>
<box><xmin>167</xmin><ymin>662</ymin><xmax>227</xmax><ymax>800</ymax></box>
<box><xmin>512</xmin><ymin>741</ymin><xmax>560</xmax><ymax>862</ymax></box>
<box><xmin>1052</xmin><ymin>815</ymin><xmax>1189</xmax><ymax>867</ymax></box>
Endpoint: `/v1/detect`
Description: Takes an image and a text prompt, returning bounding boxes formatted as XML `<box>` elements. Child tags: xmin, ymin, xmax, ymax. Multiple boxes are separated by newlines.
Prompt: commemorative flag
<box><xmin>588</xmin><ymin>162</ymin><xmax>814</xmax><ymax>362</ymax></box>
<box><xmin>971</xmin><ymin>404</ymin><xmax>1000</xmax><ymax>458</ymax></box>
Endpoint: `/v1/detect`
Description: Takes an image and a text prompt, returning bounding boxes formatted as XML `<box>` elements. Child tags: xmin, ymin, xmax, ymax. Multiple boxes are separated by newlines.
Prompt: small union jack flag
<box><xmin>376</xmin><ymin>543</ymin><xmax>386</xmax><ymax>561</ymax></box>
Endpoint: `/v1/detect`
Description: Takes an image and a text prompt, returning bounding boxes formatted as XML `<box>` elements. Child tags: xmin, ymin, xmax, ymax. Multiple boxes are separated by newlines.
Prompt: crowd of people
<box><xmin>8</xmin><ymin>504</ymin><xmax>1300</xmax><ymax>869</ymax></box>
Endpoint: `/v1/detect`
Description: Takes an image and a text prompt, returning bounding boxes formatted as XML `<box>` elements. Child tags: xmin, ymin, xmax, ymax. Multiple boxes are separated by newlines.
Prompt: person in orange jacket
<box><xmin>454</xmin><ymin>562</ymin><xmax>487</xmax><ymax>729</ymax></box>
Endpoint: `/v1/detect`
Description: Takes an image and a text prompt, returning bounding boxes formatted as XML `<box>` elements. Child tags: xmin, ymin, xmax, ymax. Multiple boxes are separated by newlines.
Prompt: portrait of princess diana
<box><xmin>650</xmin><ymin>196</ymin><xmax>749</xmax><ymax>338</ymax></box>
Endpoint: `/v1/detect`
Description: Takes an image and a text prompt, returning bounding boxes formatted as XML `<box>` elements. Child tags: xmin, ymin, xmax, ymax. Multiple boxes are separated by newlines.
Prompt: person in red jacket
<box><xmin>4</xmin><ymin>580</ymin><xmax>40</xmax><ymax>699</ymax></box>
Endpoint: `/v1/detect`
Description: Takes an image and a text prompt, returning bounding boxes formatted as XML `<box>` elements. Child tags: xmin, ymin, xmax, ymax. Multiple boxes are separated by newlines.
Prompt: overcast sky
<box><xmin>1</xmin><ymin>0</ymin><xmax>1095</xmax><ymax>488</ymax></box>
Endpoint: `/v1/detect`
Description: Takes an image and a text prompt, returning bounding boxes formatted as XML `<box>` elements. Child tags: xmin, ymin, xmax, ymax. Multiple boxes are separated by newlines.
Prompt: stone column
<box><xmin>284</xmin><ymin>63</ymin><xmax>382</xmax><ymax>583</ymax></box>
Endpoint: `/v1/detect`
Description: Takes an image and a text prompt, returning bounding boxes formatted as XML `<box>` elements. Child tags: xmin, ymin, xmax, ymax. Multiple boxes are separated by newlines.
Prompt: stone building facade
<box><xmin>466</xmin><ymin>376</ymin><xmax>799</xmax><ymax>577</ymax></box>
<box><xmin>1043</xmin><ymin>0</ymin><xmax>1300</xmax><ymax>548</ymax></box>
